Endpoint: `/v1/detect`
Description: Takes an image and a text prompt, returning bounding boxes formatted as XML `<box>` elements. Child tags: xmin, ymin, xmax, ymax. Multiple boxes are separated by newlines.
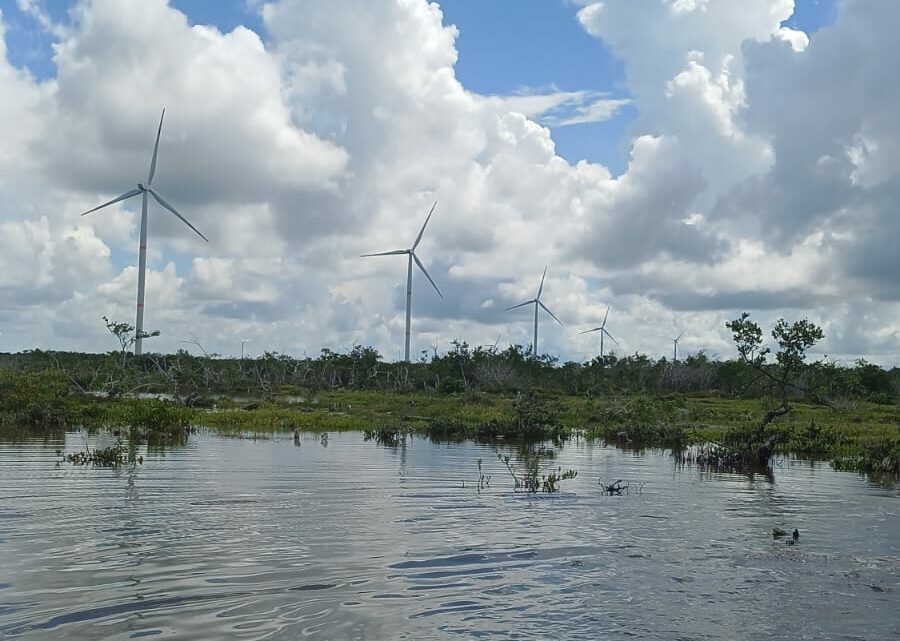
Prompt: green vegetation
<box><xmin>1</xmin><ymin>314</ymin><xmax>898</xmax><ymax>477</ymax></box>
<box><xmin>721</xmin><ymin>313</ymin><xmax>828</xmax><ymax>467</ymax></box>
<box><xmin>497</xmin><ymin>448</ymin><xmax>578</xmax><ymax>493</ymax></box>
<box><xmin>59</xmin><ymin>437</ymin><xmax>143</xmax><ymax>468</ymax></box>
<box><xmin>103</xmin><ymin>316</ymin><xmax>159</xmax><ymax>366</ymax></box>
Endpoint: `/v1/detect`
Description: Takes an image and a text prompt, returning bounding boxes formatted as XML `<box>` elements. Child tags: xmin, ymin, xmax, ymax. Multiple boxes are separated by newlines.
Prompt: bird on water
<box><xmin>772</xmin><ymin>527</ymin><xmax>800</xmax><ymax>542</ymax></box>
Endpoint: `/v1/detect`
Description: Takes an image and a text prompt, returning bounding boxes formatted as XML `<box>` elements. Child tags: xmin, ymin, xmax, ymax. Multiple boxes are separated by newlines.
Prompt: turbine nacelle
<box><xmin>80</xmin><ymin>111</ymin><xmax>208</xmax><ymax>244</ymax></box>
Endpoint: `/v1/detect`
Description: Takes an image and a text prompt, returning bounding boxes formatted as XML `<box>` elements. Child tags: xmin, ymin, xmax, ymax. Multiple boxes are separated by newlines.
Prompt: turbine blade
<box><xmin>505</xmin><ymin>300</ymin><xmax>534</xmax><ymax>311</ymax></box>
<box><xmin>602</xmin><ymin>328</ymin><xmax>620</xmax><ymax>345</ymax></box>
<box><xmin>148</xmin><ymin>188</ymin><xmax>208</xmax><ymax>242</ymax></box>
<box><xmin>675</xmin><ymin>330</ymin><xmax>686</xmax><ymax>342</ymax></box>
<box><xmin>536</xmin><ymin>265</ymin><xmax>548</xmax><ymax>299</ymax></box>
<box><xmin>360</xmin><ymin>249</ymin><xmax>408</xmax><ymax>257</ymax></box>
<box><xmin>601</xmin><ymin>305</ymin><xmax>610</xmax><ymax>328</ymax></box>
<box><xmin>580</xmin><ymin>327</ymin><xmax>602</xmax><ymax>334</ymax></box>
<box><xmin>148</xmin><ymin>108</ymin><xmax>165</xmax><ymax>185</ymax></box>
<box><xmin>413</xmin><ymin>252</ymin><xmax>442</xmax><ymax>298</ymax></box>
<box><xmin>412</xmin><ymin>201</ymin><xmax>437</xmax><ymax>250</ymax></box>
<box><xmin>81</xmin><ymin>188</ymin><xmax>142</xmax><ymax>216</ymax></box>
<box><xmin>539</xmin><ymin>301</ymin><xmax>563</xmax><ymax>326</ymax></box>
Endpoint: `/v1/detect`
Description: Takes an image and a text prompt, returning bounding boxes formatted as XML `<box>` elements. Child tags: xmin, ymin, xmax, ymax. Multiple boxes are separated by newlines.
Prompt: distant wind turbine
<box><xmin>477</xmin><ymin>332</ymin><xmax>503</xmax><ymax>352</ymax></box>
<box><xmin>81</xmin><ymin>109</ymin><xmax>208</xmax><ymax>356</ymax></box>
<box><xmin>672</xmin><ymin>330</ymin><xmax>686</xmax><ymax>363</ymax></box>
<box><xmin>581</xmin><ymin>305</ymin><xmax>619</xmax><ymax>357</ymax></box>
<box><xmin>505</xmin><ymin>267</ymin><xmax>563</xmax><ymax>357</ymax></box>
<box><xmin>361</xmin><ymin>202</ymin><xmax>442</xmax><ymax>362</ymax></box>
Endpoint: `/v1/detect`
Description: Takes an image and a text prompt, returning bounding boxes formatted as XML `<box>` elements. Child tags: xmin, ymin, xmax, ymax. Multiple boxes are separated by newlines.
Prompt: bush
<box><xmin>513</xmin><ymin>388</ymin><xmax>563</xmax><ymax>436</ymax></box>
<box><xmin>438</xmin><ymin>376</ymin><xmax>466</xmax><ymax>394</ymax></box>
<box><xmin>113</xmin><ymin>399</ymin><xmax>196</xmax><ymax>436</ymax></box>
<box><xmin>0</xmin><ymin>368</ymin><xmax>74</xmax><ymax>426</ymax></box>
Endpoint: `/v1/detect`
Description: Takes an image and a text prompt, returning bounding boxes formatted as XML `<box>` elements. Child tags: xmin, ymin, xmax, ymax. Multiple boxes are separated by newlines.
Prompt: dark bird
<box><xmin>773</xmin><ymin>527</ymin><xmax>800</xmax><ymax>541</ymax></box>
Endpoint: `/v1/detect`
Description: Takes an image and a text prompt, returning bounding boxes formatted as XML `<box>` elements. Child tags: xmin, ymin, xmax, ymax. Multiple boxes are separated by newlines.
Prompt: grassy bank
<box><xmin>197</xmin><ymin>390</ymin><xmax>899</xmax><ymax>475</ymax></box>
<box><xmin>1</xmin><ymin>366</ymin><xmax>897</xmax><ymax>476</ymax></box>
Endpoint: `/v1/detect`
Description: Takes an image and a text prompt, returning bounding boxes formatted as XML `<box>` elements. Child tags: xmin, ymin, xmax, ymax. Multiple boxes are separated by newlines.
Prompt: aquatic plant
<box><xmin>58</xmin><ymin>438</ymin><xmax>143</xmax><ymax>468</ymax></box>
<box><xmin>599</xmin><ymin>479</ymin><xmax>627</xmax><ymax>495</ymax></box>
<box><xmin>363</xmin><ymin>427</ymin><xmax>403</xmax><ymax>446</ymax></box>
<box><xmin>497</xmin><ymin>448</ymin><xmax>577</xmax><ymax>493</ymax></box>
<box><xmin>832</xmin><ymin>435</ymin><xmax>900</xmax><ymax>475</ymax></box>
<box><xmin>673</xmin><ymin>442</ymin><xmax>773</xmax><ymax>475</ymax></box>
<box><xmin>475</xmin><ymin>457</ymin><xmax>491</xmax><ymax>491</ymax></box>
<box><xmin>542</xmin><ymin>467</ymin><xmax>577</xmax><ymax>492</ymax></box>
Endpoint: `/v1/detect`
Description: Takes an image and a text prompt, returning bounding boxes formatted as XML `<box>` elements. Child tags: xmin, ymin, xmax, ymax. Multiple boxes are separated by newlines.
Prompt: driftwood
<box><xmin>600</xmin><ymin>479</ymin><xmax>627</xmax><ymax>495</ymax></box>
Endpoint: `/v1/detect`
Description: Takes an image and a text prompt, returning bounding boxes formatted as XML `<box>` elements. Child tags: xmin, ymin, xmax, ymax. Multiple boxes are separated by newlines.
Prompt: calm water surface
<box><xmin>1</xmin><ymin>431</ymin><xmax>898</xmax><ymax>640</ymax></box>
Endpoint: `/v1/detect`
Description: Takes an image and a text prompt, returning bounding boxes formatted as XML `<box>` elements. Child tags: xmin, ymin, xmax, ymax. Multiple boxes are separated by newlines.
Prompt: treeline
<box><xmin>1</xmin><ymin>340</ymin><xmax>897</xmax><ymax>405</ymax></box>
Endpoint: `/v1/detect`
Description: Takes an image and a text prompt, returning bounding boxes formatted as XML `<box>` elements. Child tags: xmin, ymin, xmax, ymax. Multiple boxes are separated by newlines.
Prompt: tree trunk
<box><xmin>755</xmin><ymin>433</ymin><xmax>779</xmax><ymax>467</ymax></box>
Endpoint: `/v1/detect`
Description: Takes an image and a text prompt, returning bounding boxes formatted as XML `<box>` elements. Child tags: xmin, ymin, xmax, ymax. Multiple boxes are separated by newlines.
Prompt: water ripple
<box><xmin>0</xmin><ymin>431</ymin><xmax>898</xmax><ymax>639</ymax></box>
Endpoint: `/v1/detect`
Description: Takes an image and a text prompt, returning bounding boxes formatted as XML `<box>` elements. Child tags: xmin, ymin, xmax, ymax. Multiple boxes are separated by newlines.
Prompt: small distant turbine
<box><xmin>672</xmin><ymin>330</ymin><xmax>686</xmax><ymax>363</ymax></box>
<box><xmin>505</xmin><ymin>266</ymin><xmax>563</xmax><ymax>357</ymax></box>
<box><xmin>581</xmin><ymin>305</ymin><xmax>619</xmax><ymax>357</ymax></box>
<box><xmin>361</xmin><ymin>202</ymin><xmax>442</xmax><ymax>363</ymax></box>
<box><xmin>81</xmin><ymin>109</ymin><xmax>208</xmax><ymax>356</ymax></box>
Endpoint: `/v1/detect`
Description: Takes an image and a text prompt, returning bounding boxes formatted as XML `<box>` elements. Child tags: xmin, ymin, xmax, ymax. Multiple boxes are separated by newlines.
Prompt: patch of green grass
<box><xmin>4</xmin><ymin>381</ymin><xmax>897</xmax><ymax>476</ymax></box>
<box><xmin>202</xmin><ymin>407</ymin><xmax>363</xmax><ymax>431</ymax></box>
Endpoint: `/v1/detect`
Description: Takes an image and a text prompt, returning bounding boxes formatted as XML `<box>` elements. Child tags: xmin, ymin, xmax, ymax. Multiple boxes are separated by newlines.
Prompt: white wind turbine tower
<box><xmin>81</xmin><ymin>109</ymin><xmax>208</xmax><ymax>356</ymax></box>
<box><xmin>672</xmin><ymin>330</ymin><xmax>686</xmax><ymax>363</ymax></box>
<box><xmin>505</xmin><ymin>266</ymin><xmax>563</xmax><ymax>357</ymax></box>
<box><xmin>361</xmin><ymin>202</ymin><xmax>443</xmax><ymax>363</ymax></box>
<box><xmin>580</xmin><ymin>305</ymin><xmax>619</xmax><ymax>358</ymax></box>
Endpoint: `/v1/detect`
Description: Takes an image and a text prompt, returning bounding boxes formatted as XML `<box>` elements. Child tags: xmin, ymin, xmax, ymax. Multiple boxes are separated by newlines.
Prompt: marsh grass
<box><xmin>3</xmin><ymin>372</ymin><xmax>897</xmax><ymax>475</ymax></box>
<box><xmin>195</xmin><ymin>390</ymin><xmax>898</xmax><ymax>474</ymax></box>
<box><xmin>363</xmin><ymin>428</ymin><xmax>404</xmax><ymax>446</ymax></box>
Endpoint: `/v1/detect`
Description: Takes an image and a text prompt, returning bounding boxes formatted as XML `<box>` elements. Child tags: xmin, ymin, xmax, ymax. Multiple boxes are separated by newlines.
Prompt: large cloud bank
<box><xmin>0</xmin><ymin>0</ymin><xmax>897</xmax><ymax>364</ymax></box>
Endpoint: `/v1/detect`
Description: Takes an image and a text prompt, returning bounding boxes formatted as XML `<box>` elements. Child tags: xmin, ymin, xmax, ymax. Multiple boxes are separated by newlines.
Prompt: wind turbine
<box><xmin>581</xmin><ymin>305</ymin><xmax>619</xmax><ymax>358</ymax></box>
<box><xmin>361</xmin><ymin>202</ymin><xmax>442</xmax><ymax>362</ymax></box>
<box><xmin>81</xmin><ymin>109</ymin><xmax>208</xmax><ymax>356</ymax></box>
<box><xmin>672</xmin><ymin>330</ymin><xmax>686</xmax><ymax>363</ymax></box>
<box><xmin>505</xmin><ymin>266</ymin><xmax>563</xmax><ymax>357</ymax></box>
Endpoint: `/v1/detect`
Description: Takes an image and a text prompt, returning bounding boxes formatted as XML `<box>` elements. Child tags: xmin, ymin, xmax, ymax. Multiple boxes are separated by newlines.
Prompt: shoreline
<box><xmin>2</xmin><ymin>389</ymin><xmax>897</xmax><ymax>477</ymax></box>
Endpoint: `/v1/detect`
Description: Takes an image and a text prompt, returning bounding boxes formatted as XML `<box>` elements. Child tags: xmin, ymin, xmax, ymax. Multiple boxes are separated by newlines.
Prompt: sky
<box><xmin>1</xmin><ymin>0</ymin><xmax>897</xmax><ymax>366</ymax></box>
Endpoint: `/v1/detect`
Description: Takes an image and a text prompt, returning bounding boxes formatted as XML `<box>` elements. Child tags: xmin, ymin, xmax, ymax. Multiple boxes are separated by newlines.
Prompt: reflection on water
<box><xmin>0</xmin><ymin>431</ymin><xmax>898</xmax><ymax>640</ymax></box>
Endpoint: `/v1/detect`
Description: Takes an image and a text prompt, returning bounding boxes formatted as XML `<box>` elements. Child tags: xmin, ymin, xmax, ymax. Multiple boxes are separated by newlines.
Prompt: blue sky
<box><xmin>3</xmin><ymin>0</ymin><xmax>838</xmax><ymax>176</ymax></box>
<box><xmin>440</xmin><ymin>0</ymin><xmax>633</xmax><ymax>172</ymax></box>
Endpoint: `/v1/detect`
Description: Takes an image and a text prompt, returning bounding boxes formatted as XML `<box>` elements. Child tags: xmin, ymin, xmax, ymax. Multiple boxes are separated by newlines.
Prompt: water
<box><xmin>1</xmin><ymin>430</ymin><xmax>898</xmax><ymax>640</ymax></box>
